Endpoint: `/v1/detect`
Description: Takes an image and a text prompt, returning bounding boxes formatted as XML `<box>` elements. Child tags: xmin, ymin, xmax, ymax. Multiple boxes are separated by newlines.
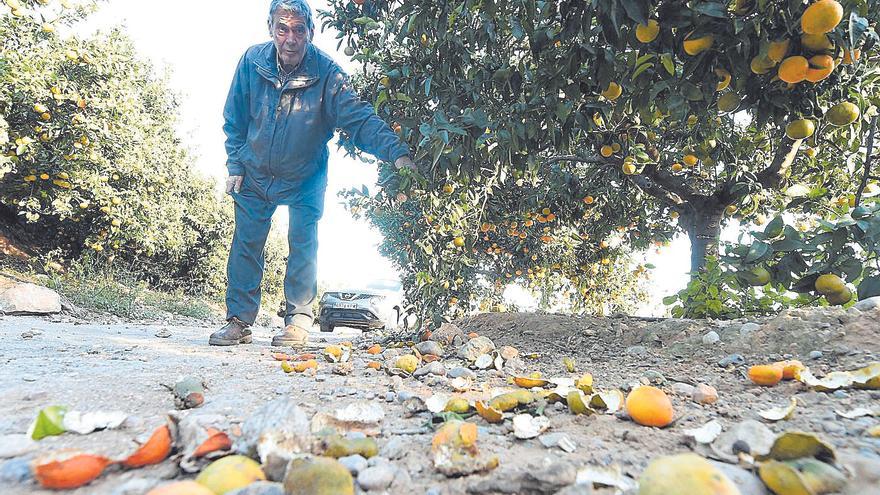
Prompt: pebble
<box><xmin>702</xmin><ymin>331</ymin><xmax>720</xmax><ymax>345</ymax></box>
<box><xmin>625</xmin><ymin>345</ymin><xmax>648</xmax><ymax>357</ymax></box>
<box><xmin>718</xmin><ymin>354</ymin><xmax>745</xmax><ymax>367</ymax></box>
<box><xmin>413</xmin><ymin>361</ymin><xmax>446</xmax><ymax>377</ymax></box>
<box><xmin>693</xmin><ymin>384</ymin><xmax>718</xmax><ymax>404</ymax></box>
<box><xmin>854</xmin><ymin>296</ymin><xmax>880</xmax><ymax>311</ymax></box>
<box><xmin>358</xmin><ymin>464</ymin><xmax>396</xmax><ymax>491</ymax></box>
<box><xmin>671</xmin><ymin>382</ymin><xmax>696</xmax><ymax>396</ymax></box>
<box><xmin>414</xmin><ymin>341</ymin><xmax>444</xmax><ymax>357</ymax></box>
<box><xmin>499</xmin><ymin>345</ymin><xmax>519</xmax><ymax>360</ymax></box>
<box><xmin>739</xmin><ymin>322</ymin><xmax>760</xmax><ymax>337</ymax></box>
<box><xmin>397</xmin><ymin>391</ymin><xmax>415</xmax><ymax>402</ymax></box>
<box><xmin>380</xmin><ymin>436</ymin><xmax>408</xmax><ymax>460</ymax></box>
<box><xmin>822</xmin><ymin>421</ymin><xmax>846</xmax><ymax>435</ymax></box>
<box><xmin>384</xmin><ymin>392</ymin><xmax>396</xmax><ymax>403</ymax></box>
<box><xmin>447</xmin><ymin>367</ymin><xmax>476</xmax><ymax>379</ymax></box>
<box><xmin>0</xmin><ymin>458</ymin><xmax>32</xmax><ymax>484</ymax></box>
<box><xmin>338</xmin><ymin>454</ymin><xmax>368</xmax><ymax>475</ymax></box>
<box><xmin>643</xmin><ymin>370</ymin><xmax>666</xmax><ymax>384</ymax></box>
<box><xmin>809</xmin><ymin>351</ymin><xmax>823</xmax><ymax>360</ymax></box>
<box><xmin>226</xmin><ymin>482</ymin><xmax>285</xmax><ymax>495</ymax></box>
<box><xmin>831</xmin><ymin>390</ymin><xmax>848</xmax><ymax>399</ymax></box>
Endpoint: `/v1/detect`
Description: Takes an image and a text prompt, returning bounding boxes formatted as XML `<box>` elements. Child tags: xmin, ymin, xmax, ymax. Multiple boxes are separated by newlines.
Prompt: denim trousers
<box><xmin>225</xmin><ymin>171</ymin><xmax>326</xmax><ymax>325</ymax></box>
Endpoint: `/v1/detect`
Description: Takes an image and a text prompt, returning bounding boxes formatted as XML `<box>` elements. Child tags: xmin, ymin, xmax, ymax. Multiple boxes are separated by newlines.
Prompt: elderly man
<box><xmin>209</xmin><ymin>0</ymin><xmax>414</xmax><ymax>347</ymax></box>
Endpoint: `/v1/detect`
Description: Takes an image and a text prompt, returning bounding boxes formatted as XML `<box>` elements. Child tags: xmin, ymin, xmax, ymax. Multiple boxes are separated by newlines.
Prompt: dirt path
<box><xmin>1</xmin><ymin>305</ymin><xmax>879</xmax><ymax>494</ymax></box>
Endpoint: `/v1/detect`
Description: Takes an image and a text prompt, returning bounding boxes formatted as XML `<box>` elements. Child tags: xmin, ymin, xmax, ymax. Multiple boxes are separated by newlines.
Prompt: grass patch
<box><xmin>3</xmin><ymin>256</ymin><xmax>221</xmax><ymax>321</ymax></box>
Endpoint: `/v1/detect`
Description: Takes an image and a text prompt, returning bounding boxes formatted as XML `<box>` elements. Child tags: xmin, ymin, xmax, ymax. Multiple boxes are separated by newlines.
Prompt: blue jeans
<box><xmin>225</xmin><ymin>172</ymin><xmax>326</xmax><ymax>325</ymax></box>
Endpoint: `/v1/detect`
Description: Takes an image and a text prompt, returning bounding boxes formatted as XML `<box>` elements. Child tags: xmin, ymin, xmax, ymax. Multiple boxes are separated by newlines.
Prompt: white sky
<box><xmin>76</xmin><ymin>0</ymin><xmax>735</xmax><ymax>315</ymax></box>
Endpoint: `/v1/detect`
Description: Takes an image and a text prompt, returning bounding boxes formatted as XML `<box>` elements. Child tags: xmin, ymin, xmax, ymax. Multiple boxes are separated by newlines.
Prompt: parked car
<box><xmin>317</xmin><ymin>289</ymin><xmax>415</xmax><ymax>333</ymax></box>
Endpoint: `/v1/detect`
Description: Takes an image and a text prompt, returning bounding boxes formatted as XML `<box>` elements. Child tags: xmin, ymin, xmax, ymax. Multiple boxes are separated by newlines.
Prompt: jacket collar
<box><xmin>253</xmin><ymin>42</ymin><xmax>319</xmax><ymax>90</ymax></box>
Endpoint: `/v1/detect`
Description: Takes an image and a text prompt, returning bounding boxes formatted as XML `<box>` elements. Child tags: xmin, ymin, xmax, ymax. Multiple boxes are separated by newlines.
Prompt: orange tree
<box><xmin>0</xmin><ymin>0</ymin><xmax>237</xmax><ymax>294</ymax></box>
<box><xmin>322</xmin><ymin>0</ymin><xmax>879</xmax><ymax>324</ymax></box>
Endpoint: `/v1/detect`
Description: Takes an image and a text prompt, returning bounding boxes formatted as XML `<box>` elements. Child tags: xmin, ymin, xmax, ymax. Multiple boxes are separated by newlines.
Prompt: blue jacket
<box><xmin>222</xmin><ymin>41</ymin><xmax>409</xmax><ymax>183</ymax></box>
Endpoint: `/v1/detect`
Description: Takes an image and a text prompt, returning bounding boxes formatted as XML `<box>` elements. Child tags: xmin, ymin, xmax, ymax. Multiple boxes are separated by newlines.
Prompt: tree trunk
<box><xmin>680</xmin><ymin>201</ymin><xmax>724</xmax><ymax>274</ymax></box>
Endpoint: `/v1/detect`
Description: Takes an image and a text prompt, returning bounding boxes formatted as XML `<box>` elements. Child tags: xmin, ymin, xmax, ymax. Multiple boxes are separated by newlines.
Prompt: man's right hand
<box><xmin>226</xmin><ymin>175</ymin><xmax>243</xmax><ymax>195</ymax></box>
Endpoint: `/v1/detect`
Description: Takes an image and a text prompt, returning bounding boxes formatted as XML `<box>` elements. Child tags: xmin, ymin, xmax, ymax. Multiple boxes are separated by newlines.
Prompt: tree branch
<box><xmin>754</xmin><ymin>135</ymin><xmax>801</xmax><ymax>190</ymax></box>
<box><xmin>856</xmin><ymin>116</ymin><xmax>877</xmax><ymax>207</ymax></box>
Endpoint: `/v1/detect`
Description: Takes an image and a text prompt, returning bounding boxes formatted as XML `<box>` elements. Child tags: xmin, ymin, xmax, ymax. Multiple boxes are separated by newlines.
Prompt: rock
<box><xmin>702</xmin><ymin>331</ymin><xmax>720</xmax><ymax>345</ymax></box>
<box><xmin>854</xmin><ymin>296</ymin><xmax>880</xmax><ymax>312</ymax></box>
<box><xmin>693</xmin><ymin>384</ymin><xmax>718</xmax><ymax>404</ymax></box>
<box><xmin>832</xmin><ymin>390</ymin><xmax>849</xmax><ymax>399</ymax></box>
<box><xmin>338</xmin><ymin>454</ymin><xmax>368</xmax><ymax>475</ymax></box>
<box><xmin>234</xmin><ymin>397</ymin><xmax>312</xmax><ymax>481</ymax></box>
<box><xmin>432</xmin><ymin>323</ymin><xmax>467</xmax><ymax>347</ymax></box>
<box><xmin>226</xmin><ymin>482</ymin><xmax>285</xmax><ymax>495</ymax></box>
<box><xmin>357</xmin><ymin>465</ymin><xmax>395</xmax><ymax>491</ymax></box>
<box><xmin>499</xmin><ymin>345</ymin><xmax>519</xmax><ymax>360</ymax></box>
<box><xmin>625</xmin><ymin>345</ymin><xmax>648</xmax><ymax>357</ymax></box>
<box><xmin>643</xmin><ymin>370</ymin><xmax>666</xmax><ymax>385</ymax></box>
<box><xmin>384</xmin><ymin>392</ymin><xmax>396</xmax><ymax>403</ymax></box>
<box><xmin>111</xmin><ymin>478</ymin><xmax>163</xmax><ymax>495</ymax></box>
<box><xmin>822</xmin><ymin>421</ymin><xmax>846</xmax><ymax>435</ymax></box>
<box><xmin>0</xmin><ymin>458</ymin><xmax>33</xmax><ymax>484</ymax></box>
<box><xmin>739</xmin><ymin>322</ymin><xmax>760</xmax><ymax>338</ymax></box>
<box><xmin>671</xmin><ymin>382</ymin><xmax>696</xmax><ymax>396</ymax></box>
<box><xmin>538</xmin><ymin>433</ymin><xmax>577</xmax><ymax>453</ymax></box>
<box><xmin>709</xmin><ymin>461</ymin><xmax>769</xmax><ymax>495</ymax></box>
<box><xmin>0</xmin><ymin>282</ymin><xmax>61</xmax><ymax>314</ymax></box>
<box><xmin>0</xmin><ymin>434</ymin><xmax>36</xmax><ymax>459</ymax></box>
<box><xmin>809</xmin><ymin>350</ymin><xmax>823</xmax><ymax>360</ymax></box>
<box><xmin>415</xmin><ymin>341</ymin><xmax>444</xmax><ymax>357</ymax></box>
<box><xmin>457</xmin><ymin>336</ymin><xmax>496</xmax><ymax>362</ymax></box>
<box><xmin>413</xmin><ymin>361</ymin><xmax>446</xmax><ymax>377</ymax></box>
<box><xmin>447</xmin><ymin>367</ymin><xmax>476</xmax><ymax>380</ymax></box>
<box><xmin>154</xmin><ymin>328</ymin><xmax>172</xmax><ymax>338</ymax></box>
<box><xmin>380</xmin><ymin>436</ymin><xmax>408</xmax><ymax>461</ymax></box>
<box><xmin>711</xmin><ymin>420</ymin><xmax>775</xmax><ymax>462</ymax></box>
<box><xmin>718</xmin><ymin>354</ymin><xmax>744</xmax><ymax>367</ymax></box>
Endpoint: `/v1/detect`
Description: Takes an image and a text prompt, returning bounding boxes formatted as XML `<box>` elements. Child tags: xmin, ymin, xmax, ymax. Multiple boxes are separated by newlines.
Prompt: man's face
<box><xmin>271</xmin><ymin>11</ymin><xmax>310</xmax><ymax>69</ymax></box>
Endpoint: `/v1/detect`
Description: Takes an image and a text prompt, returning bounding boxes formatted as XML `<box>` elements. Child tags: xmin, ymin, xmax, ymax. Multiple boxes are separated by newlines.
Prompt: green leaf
<box><xmin>633</xmin><ymin>61</ymin><xmax>654</xmax><ymax>80</ymax></box>
<box><xmin>858</xmin><ymin>275</ymin><xmax>880</xmax><ymax>300</ymax></box>
<box><xmin>619</xmin><ymin>0</ymin><xmax>648</xmax><ymax>25</ymax></box>
<box><xmin>692</xmin><ymin>2</ymin><xmax>728</xmax><ymax>18</ymax></box>
<box><xmin>849</xmin><ymin>12</ymin><xmax>870</xmax><ymax>49</ymax></box>
<box><xmin>29</xmin><ymin>405</ymin><xmax>68</xmax><ymax>440</ymax></box>
<box><xmin>745</xmin><ymin>241</ymin><xmax>771</xmax><ymax>263</ymax></box>
<box><xmin>660</xmin><ymin>54</ymin><xmax>675</xmax><ymax>75</ymax></box>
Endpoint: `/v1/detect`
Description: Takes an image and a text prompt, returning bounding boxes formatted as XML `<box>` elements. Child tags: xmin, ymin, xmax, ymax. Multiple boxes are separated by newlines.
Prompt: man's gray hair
<box><xmin>268</xmin><ymin>0</ymin><xmax>314</xmax><ymax>32</ymax></box>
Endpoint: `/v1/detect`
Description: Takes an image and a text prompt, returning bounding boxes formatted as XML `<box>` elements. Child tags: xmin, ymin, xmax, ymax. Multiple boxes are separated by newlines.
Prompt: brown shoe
<box><xmin>209</xmin><ymin>318</ymin><xmax>252</xmax><ymax>346</ymax></box>
<box><xmin>272</xmin><ymin>314</ymin><xmax>311</xmax><ymax>347</ymax></box>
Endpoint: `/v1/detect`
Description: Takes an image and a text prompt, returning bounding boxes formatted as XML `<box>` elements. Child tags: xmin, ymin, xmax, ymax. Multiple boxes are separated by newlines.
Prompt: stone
<box><xmin>499</xmin><ymin>345</ymin><xmax>519</xmax><ymax>360</ymax></box>
<box><xmin>432</xmin><ymin>323</ymin><xmax>467</xmax><ymax>347</ymax></box>
<box><xmin>380</xmin><ymin>436</ymin><xmax>408</xmax><ymax>460</ymax></box>
<box><xmin>413</xmin><ymin>361</ymin><xmax>446</xmax><ymax>377</ymax></box>
<box><xmin>671</xmin><ymin>382</ymin><xmax>696</xmax><ymax>396</ymax></box>
<box><xmin>809</xmin><ymin>350</ymin><xmax>823</xmax><ymax>360</ymax></box>
<box><xmin>0</xmin><ymin>282</ymin><xmax>61</xmax><ymax>315</ymax></box>
<box><xmin>693</xmin><ymin>384</ymin><xmax>718</xmax><ymax>404</ymax></box>
<box><xmin>739</xmin><ymin>322</ymin><xmax>760</xmax><ymax>337</ymax></box>
<box><xmin>447</xmin><ymin>367</ymin><xmax>476</xmax><ymax>380</ymax></box>
<box><xmin>111</xmin><ymin>478</ymin><xmax>163</xmax><ymax>495</ymax></box>
<box><xmin>718</xmin><ymin>354</ymin><xmax>745</xmax><ymax>367</ymax></box>
<box><xmin>415</xmin><ymin>341</ymin><xmax>444</xmax><ymax>357</ymax></box>
<box><xmin>0</xmin><ymin>434</ymin><xmax>36</xmax><ymax>459</ymax></box>
<box><xmin>384</xmin><ymin>392</ymin><xmax>396</xmax><ymax>403</ymax></box>
<box><xmin>154</xmin><ymin>328</ymin><xmax>172</xmax><ymax>338</ymax></box>
<box><xmin>854</xmin><ymin>296</ymin><xmax>880</xmax><ymax>311</ymax></box>
<box><xmin>643</xmin><ymin>370</ymin><xmax>666</xmax><ymax>385</ymax></box>
<box><xmin>538</xmin><ymin>432</ymin><xmax>577</xmax><ymax>453</ymax></box>
<box><xmin>338</xmin><ymin>454</ymin><xmax>368</xmax><ymax>475</ymax></box>
<box><xmin>831</xmin><ymin>390</ymin><xmax>849</xmax><ymax>399</ymax></box>
<box><xmin>233</xmin><ymin>397</ymin><xmax>312</xmax><ymax>481</ymax></box>
<box><xmin>702</xmin><ymin>331</ymin><xmax>720</xmax><ymax>345</ymax></box>
<box><xmin>457</xmin><ymin>336</ymin><xmax>496</xmax><ymax>362</ymax></box>
<box><xmin>0</xmin><ymin>458</ymin><xmax>33</xmax><ymax>484</ymax></box>
<box><xmin>226</xmin><ymin>482</ymin><xmax>285</xmax><ymax>495</ymax></box>
<box><xmin>709</xmin><ymin>461</ymin><xmax>769</xmax><ymax>495</ymax></box>
<box><xmin>357</xmin><ymin>465</ymin><xmax>395</xmax><ymax>491</ymax></box>
<box><xmin>625</xmin><ymin>345</ymin><xmax>648</xmax><ymax>357</ymax></box>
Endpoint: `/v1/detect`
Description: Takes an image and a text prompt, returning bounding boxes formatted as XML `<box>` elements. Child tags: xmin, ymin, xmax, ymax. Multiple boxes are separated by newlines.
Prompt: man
<box><xmin>209</xmin><ymin>0</ymin><xmax>415</xmax><ymax>347</ymax></box>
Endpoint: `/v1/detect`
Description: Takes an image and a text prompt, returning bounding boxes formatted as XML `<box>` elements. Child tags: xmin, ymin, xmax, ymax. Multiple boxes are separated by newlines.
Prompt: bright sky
<box><xmin>77</xmin><ymin>0</ymin><xmax>737</xmax><ymax>316</ymax></box>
